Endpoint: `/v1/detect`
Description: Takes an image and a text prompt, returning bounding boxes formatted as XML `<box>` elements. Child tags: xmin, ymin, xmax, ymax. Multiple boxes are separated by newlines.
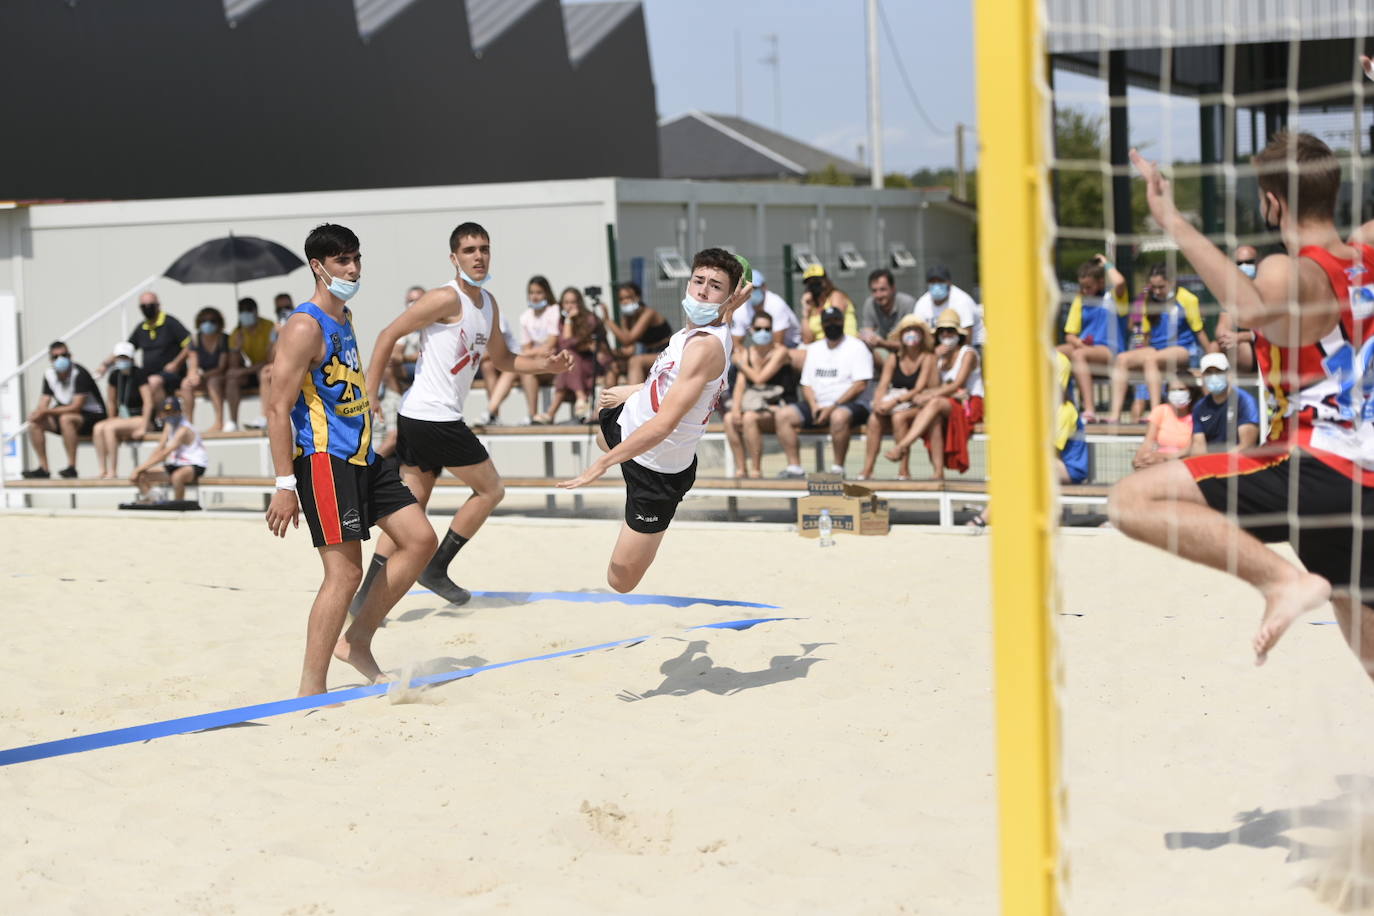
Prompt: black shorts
<box><xmin>794</xmin><ymin>400</ymin><xmax>870</xmax><ymax>428</ymax></box>
<box><xmin>395</xmin><ymin>415</ymin><xmax>489</xmax><ymax>474</ymax></box>
<box><xmin>600</xmin><ymin>404</ymin><xmax>696</xmax><ymax>534</ymax></box>
<box><xmin>295</xmin><ymin>452</ymin><xmax>418</xmax><ymax>548</ymax></box>
<box><xmin>152</xmin><ymin>371</ymin><xmax>183</xmax><ymax>393</ymax></box>
<box><xmin>76</xmin><ymin>412</ymin><xmax>102</xmax><ymax>436</ymax></box>
<box><xmin>164</xmin><ymin>463</ymin><xmax>206</xmax><ymax>480</ymax></box>
<box><xmin>1187</xmin><ymin>447</ymin><xmax>1374</xmax><ymax>597</ymax></box>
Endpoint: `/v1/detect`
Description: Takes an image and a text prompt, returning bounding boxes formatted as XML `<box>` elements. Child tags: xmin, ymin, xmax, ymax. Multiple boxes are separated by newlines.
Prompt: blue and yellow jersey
<box><xmin>1055</xmin><ymin>400</ymin><xmax>1090</xmax><ymax>484</ymax></box>
<box><xmin>1144</xmin><ymin>287</ymin><xmax>1205</xmax><ymax>353</ymax></box>
<box><xmin>1063</xmin><ymin>287</ymin><xmax>1129</xmax><ymax>354</ymax></box>
<box><xmin>290</xmin><ymin>303</ymin><xmax>373</xmax><ymax>466</ymax></box>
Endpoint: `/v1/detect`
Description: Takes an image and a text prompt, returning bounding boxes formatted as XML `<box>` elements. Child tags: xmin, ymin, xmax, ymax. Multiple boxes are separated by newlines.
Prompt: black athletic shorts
<box><xmin>600</xmin><ymin>404</ymin><xmax>696</xmax><ymax>534</ymax></box>
<box><xmin>1186</xmin><ymin>447</ymin><xmax>1374</xmax><ymax>597</ymax></box>
<box><xmin>76</xmin><ymin>412</ymin><xmax>102</xmax><ymax>436</ymax></box>
<box><xmin>395</xmin><ymin>415</ymin><xmax>489</xmax><ymax>474</ymax></box>
<box><xmin>794</xmin><ymin>400</ymin><xmax>870</xmax><ymax>428</ymax></box>
<box><xmin>164</xmin><ymin>463</ymin><xmax>206</xmax><ymax>480</ymax></box>
<box><xmin>294</xmin><ymin>452</ymin><xmax>417</xmax><ymax>548</ymax></box>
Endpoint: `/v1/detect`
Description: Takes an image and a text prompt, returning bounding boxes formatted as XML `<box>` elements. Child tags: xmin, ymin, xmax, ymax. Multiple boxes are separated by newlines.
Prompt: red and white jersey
<box><xmin>1256</xmin><ymin>243</ymin><xmax>1374</xmax><ymax>478</ymax></box>
<box><xmin>400</xmin><ymin>280</ymin><xmax>491</xmax><ymax>423</ymax></box>
<box><xmin>619</xmin><ymin>322</ymin><xmax>732</xmax><ymax>473</ymax></box>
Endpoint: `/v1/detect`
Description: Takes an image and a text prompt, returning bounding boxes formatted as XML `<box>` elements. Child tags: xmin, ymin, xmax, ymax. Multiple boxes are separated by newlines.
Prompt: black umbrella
<box><xmin>164</xmin><ymin>234</ymin><xmax>305</xmax><ymax>306</ymax></box>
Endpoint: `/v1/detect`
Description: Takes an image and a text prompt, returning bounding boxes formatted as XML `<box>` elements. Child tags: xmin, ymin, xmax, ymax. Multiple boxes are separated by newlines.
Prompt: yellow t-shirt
<box><xmin>230</xmin><ymin>320</ymin><xmax>274</xmax><ymax>365</ymax></box>
<box><xmin>1054</xmin><ymin>401</ymin><xmax>1080</xmax><ymax>451</ymax></box>
<box><xmin>805</xmin><ymin>295</ymin><xmax>859</xmax><ymax>339</ymax></box>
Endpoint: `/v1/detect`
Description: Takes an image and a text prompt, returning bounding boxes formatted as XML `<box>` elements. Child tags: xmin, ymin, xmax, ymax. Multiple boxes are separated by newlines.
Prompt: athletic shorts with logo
<box><xmin>395</xmin><ymin>415</ymin><xmax>490</xmax><ymax>473</ymax></box>
<box><xmin>295</xmin><ymin>452</ymin><xmax>417</xmax><ymax>548</ymax></box>
<box><xmin>1185</xmin><ymin>446</ymin><xmax>1374</xmax><ymax>597</ymax></box>
<box><xmin>599</xmin><ymin>404</ymin><xmax>696</xmax><ymax>534</ymax></box>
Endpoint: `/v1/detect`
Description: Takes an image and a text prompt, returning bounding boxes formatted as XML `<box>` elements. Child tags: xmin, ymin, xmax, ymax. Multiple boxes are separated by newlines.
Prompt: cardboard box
<box><xmin>796</xmin><ymin>473</ymin><xmax>890</xmax><ymax>538</ymax></box>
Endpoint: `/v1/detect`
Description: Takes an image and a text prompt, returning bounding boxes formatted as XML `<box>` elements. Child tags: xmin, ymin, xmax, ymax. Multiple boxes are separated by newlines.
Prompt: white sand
<box><xmin>2</xmin><ymin>512</ymin><xmax>1373</xmax><ymax>914</ymax></box>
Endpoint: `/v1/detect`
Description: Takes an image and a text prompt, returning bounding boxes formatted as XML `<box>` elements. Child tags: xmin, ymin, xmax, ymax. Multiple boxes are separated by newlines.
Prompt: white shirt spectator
<box><xmin>914</xmin><ymin>283</ymin><xmax>979</xmax><ymax>335</ymax></box>
<box><xmin>801</xmin><ymin>336</ymin><xmax>874</xmax><ymax>407</ymax></box>
<box><xmin>520</xmin><ymin>305</ymin><xmax>562</xmax><ymax>348</ymax></box>
<box><xmin>730</xmin><ymin>290</ymin><xmax>802</xmax><ymax>348</ymax></box>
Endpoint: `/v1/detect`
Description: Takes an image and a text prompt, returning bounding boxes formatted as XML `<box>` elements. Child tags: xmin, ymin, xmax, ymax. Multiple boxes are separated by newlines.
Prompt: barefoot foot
<box><xmin>333</xmin><ymin>636</ymin><xmax>388</xmax><ymax>685</ymax></box>
<box><xmin>1254</xmin><ymin>572</ymin><xmax>1331</xmax><ymax>665</ymax></box>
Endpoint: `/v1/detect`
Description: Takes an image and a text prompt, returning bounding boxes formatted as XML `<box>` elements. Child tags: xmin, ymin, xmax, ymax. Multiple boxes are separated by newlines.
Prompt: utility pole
<box><xmin>866</xmin><ymin>0</ymin><xmax>883</xmax><ymax>188</ymax></box>
<box><xmin>956</xmin><ymin>122</ymin><xmax>968</xmax><ymax>199</ymax></box>
<box><xmin>762</xmin><ymin>34</ymin><xmax>781</xmax><ymax>129</ymax></box>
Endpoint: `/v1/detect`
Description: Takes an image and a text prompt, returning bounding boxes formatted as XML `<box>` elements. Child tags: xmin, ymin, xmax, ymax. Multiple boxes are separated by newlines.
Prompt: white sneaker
<box><xmin>829</xmin><ymin>464</ymin><xmax>845</xmax><ymax>475</ymax></box>
<box><xmin>244</xmin><ymin>417</ymin><xmax>267</xmax><ymax>430</ymax></box>
<box><xmin>222</xmin><ymin>420</ymin><xmax>238</xmax><ymax>433</ymax></box>
<box><xmin>480</xmin><ymin>412</ymin><xmax>498</xmax><ymax>425</ymax></box>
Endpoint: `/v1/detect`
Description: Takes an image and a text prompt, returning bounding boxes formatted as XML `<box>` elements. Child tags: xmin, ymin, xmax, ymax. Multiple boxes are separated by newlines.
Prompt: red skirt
<box><xmin>922</xmin><ymin>395</ymin><xmax>985</xmax><ymax>473</ymax></box>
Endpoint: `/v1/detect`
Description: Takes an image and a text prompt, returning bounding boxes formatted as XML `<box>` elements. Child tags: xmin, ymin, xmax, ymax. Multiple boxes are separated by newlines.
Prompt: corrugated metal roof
<box><xmin>467</xmin><ymin>0</ymin><xmax>543</xmax><ymax>55</ymax></box>
<box><xmin>658</xmin><ymin>112</ymin><xmax>868</xmax><ymax>180</ymax></box>
<box><xmin>562</xmin><ymin>1</ymin><xmax>638</xmax><ymax>65</ymax></box>
<box><xmin>222</xmin><ymin>0</ymin><xmax>273</xmax><ymax>25</ymax></box>
<box><xmin>703</xmin><ymin>113</ymin><xmax>868</xmax><ymax>177</ymax></box>
<box><xmin>354</xmin><ymin>0</ymin><xmax>421</xmax><ymax>41</ymax></box>
<box><xmin>1046</xmin><ymin>0</ymin><xmax>1373</xmax><ymax>53</ymax></box>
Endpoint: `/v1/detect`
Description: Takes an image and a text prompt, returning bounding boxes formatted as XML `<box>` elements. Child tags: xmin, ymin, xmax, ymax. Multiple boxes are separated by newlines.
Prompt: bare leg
<box><xmin>743</xmin><ymin>412</ymin><xmax>772</xmax><ymax>477</ymax></box>
<box><xmin>1109</xmin><ymin>460</ymin><xmax>1331</xmax><ymax>664</ymax></box>
<box><xmin>145</xmin><ymin>374</ymin><xmax>166</xmax><ymax>406</ymax></box>
<box><xmin>885</xmin><ymin>399</ymin><xmax>946</xmax><ymax>460</ymax></box>
<box><xmin>300</xmin><ymin>541</ymin><xmax>365</xmax><ymax>697</ymax></box>
<box><xmin>335</xmin><ymin>503</ymin><xmax>437</xmax><ymax>685</ymax></box>
<box><xmin>629</xmin><ymin>353</ymin><xmax>657</xmax><ymax>385</ymax></box>
<box><xmin>775</xmin><ymin>405</ymin><xmax>804</xmax><ymax>468</ymax></box>
<box><xmin>829</xmin><ymin>406</ymin><xmax>855</xmax><ymax>468</ymax></box>
<box><xmin>179</xmin><ymin>380</ymin><xmax>199</xmax><ymax>424</ymax></box>
<box><xmin>93</xmin><ymin>419</ymin><xmax>112</xmax><ymax>476</ymax></box>
<box><xmin>225</xmin><ymin>368</ymin><xmax>245</xmax><ymax>424</ymax></box>
<box><xmin>28</xmin><ymin>417</ymin><xmax>51</xmax><ymax>470</ymax></box>
<box><xmin>928</xmin><ymin>421</ymin><xmax>946</xmax><ymax>480</ymax></box>
<box><xmin>861</xmin><ymin>412</ymin><xmax>888</xmax><ymax>478</ymax></box>
<box><xmin>724</xmin><ymin>412</ymin><xmax>747</xmax><ymax>478</ymax></box>
<box><xmin>486</xmin><ymin>368</ymin><xmax>517</xmax><ymax>417</ymax></box>
<box><xmin>891</xmin><ymin>411</ymin><xmax>916</xmax><ymax>477</ymax></box>
<box><xmin>521</xmin><ymin>372</ymin><xmax>541</xmax><ymax>418</ymax></box>
<box><xmin>544</xmin><ymin>387</ymin><xmax>570</xmax><ymax>422</ymax></box>
<box><xmin>607</xmin><ymin>523</ymin><xmax>668</xmax><ymax>593</ymax></box>
<box><xmin>169</xmin><ymin>465</ymin><xmax>196</xmax><ymax>500</ymax></box>
<box><xmin>206</xmin><ymin>375</ymin><xmax>226</xmax><ymax>429</ymax></box>
<box><xmin>58</xmin><ymin>413</ymin><xmax>82</xmax><ymax>469</ymax></box>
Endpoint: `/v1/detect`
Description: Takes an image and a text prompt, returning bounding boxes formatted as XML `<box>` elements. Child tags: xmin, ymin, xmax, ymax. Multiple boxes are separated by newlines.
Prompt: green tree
<box><xmin>804</xmin><ymin>163</ymin><xmax>855</xmax><ymax>186</ymax></box>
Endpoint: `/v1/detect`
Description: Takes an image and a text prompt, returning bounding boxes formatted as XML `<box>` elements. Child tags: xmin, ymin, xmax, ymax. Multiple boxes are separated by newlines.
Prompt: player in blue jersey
<box><xmin>264</xmin><ymin>224</ymin><xmax>438</xmax><ymax>698</ymax></box>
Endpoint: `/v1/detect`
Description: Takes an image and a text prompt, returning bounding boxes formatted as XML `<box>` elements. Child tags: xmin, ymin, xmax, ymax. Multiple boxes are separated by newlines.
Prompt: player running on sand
<box><xmin>557</xmin><ymin>248</ymin><xmax>754</xmax><ymax>593</ymax></box>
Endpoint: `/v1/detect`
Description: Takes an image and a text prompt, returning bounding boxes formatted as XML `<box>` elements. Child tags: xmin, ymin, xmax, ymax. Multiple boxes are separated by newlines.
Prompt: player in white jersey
<box><xmin>352</xmin><ymin>223</ymin><xmax>573</xmax><ymax>609</ymax></box>
<box><xmin>559</xmin><ymin>248</ymin><xmax>754</xmax><ymax>593</ymax></box>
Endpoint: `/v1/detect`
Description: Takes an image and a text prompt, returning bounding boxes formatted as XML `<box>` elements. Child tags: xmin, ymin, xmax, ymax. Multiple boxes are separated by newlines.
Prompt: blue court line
<box><xmin>406</xmin><ymin>589</ymin><xmax>779</xmax><ymax>610</ymax></box>
<box><xmin>0</xmin><ymin>616</ymin><xmax>794</xmax><ymax>769</ymax></box>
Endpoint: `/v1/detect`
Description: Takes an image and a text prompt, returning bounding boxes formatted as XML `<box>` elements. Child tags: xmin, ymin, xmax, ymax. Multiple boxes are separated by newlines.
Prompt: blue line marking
<box><xmin>405</xmin><ymin>589</ymin><xmax>779</xmax><ymax>609</ymax></box>
<box><xmin>0</xmin><ymin>616</ymin><xmax>793</xmax><ymax>769</ymax></box>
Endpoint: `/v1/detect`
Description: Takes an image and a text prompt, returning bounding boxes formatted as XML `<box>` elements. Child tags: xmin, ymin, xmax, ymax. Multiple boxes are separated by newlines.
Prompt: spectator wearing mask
<box><xmin>1191</xmin><ymin>352</ymin><xmax>1260</xmax><ymax>453</ymax></box>
<box><xmin>1107</xmin><ymin>264</ymin><xmax>1210</xmax><ymax>424</ymax></box>
<box><xmin>92</xmin><ymin>341</ymin><xmax>155</xmax><ymax>478</ymax></box>
<box><xmin>799</xmin><ymin>264</ymin><xmax>858</xmax><ymax>343</ymax></box>
<box><xmin>723</xmin><ymin>310</ymin><xmax>800</xmax><ymax>478</ymax></box>
<box><xmin>170</xmin><ymin>306</ymin><xmax>230</xmax><ymax>430</ymax></box>
<box><xmin>729</xmin><ymin>270</ymin><xmax>802</xmax><ymax>353</ymax></box>
<box><xmin>372</xmin><ymin>286</ymin><xmax>425</xmax><ymax>456</ymax></box>
<box><xmin>596</xmin><ymin>281</ymin><xmax>673</xmax><ymax>385</ymax></box>
<box><xmin>539</xmin><ymin>287</ymin><xmax>601</xmax><ymax>424</ymax></box>
<box><xmin>225</xmin><ymin>297</ymin><xmax>274</xmax><ymax>432</ymax></box>
<box><xmin>130</xmin><ymin>396</ymin><xmax>209</xmax><ymax>502</ymax></box>
<box><xmin>1056</xmin><ymin>255</ymin><xmax>1128</xmax><ymax>421</ymax></box>
<box><xmin>519</xmin><ymin>275</ymin><xmax>563</xmax><ymax>424</ymax></box>
<box><xmin>95</xmin><ymin>292</ymin><xmax>191</xmax><ymax>406</ymax></box>
<box><xmin>884</xmin><ymin>309</ymin><xmax>984</xmax><ymax>480</ymax></box>
<box><xmin>912</xmin><ymin>264</ymin><xmax>981</xmax><ymax>344</ymax></box>
<box><xmin>22</xmin><ymin>340</ymin><xmax>107</xmax><ymax>479</ymax></box>
<box><xmin>775</xmin><ymin>305</ymin><xmax>873</xmax><ymax>477</ymax></box>
<box><xmin>1212</xmin><ymin>245</ymin><xmax>1259</xmax><ymax>373</ymax></box>
<box><xmin>859</xmin><ymin>315</ymin><xmax>935</xmax><ymax>481</ymax></box>
<box><xmin>860</xmin><ymin>268</ymin><xmax>918</xmax><ymax>358</ymax></box>
<box><xmin>1132</xmin><ymin>375</ymin><xmax>1199</xmax><ymax>469</ymax></box>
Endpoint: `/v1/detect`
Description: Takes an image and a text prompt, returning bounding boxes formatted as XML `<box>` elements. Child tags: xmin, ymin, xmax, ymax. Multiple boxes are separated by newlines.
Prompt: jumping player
<box><xmin>557</xmin><ymin>248</ymin><xmax>754</xmax><ymax>592</ymax></box>
<box><xmin>348</xmin><ymin>222</ymin><xmax>574</xmax><ymax>610</ymax></box>
<box><xmin>265</xmin><ymin>223</ymin><xmax>438</xmax><ymax>697</ymax></box>
<box><xmin>1115</xmin><ymin>133</ymin><xmax>1373</xmax><ymax>673</ymax></box>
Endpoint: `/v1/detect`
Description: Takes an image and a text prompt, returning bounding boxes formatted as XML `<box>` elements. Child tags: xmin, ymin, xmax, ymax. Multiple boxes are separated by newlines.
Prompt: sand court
<box><xmin>3</xmin><ymin>512</ymin><xmax>1374</xmax><ymax>913</ymax></box>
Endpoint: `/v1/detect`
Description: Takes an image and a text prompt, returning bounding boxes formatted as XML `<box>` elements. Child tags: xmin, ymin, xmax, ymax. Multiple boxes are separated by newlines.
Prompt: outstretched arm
<box><xmin>484</xmin><ymin>299</ymin><xmax>575</xmax><ymax>376</ymax></box>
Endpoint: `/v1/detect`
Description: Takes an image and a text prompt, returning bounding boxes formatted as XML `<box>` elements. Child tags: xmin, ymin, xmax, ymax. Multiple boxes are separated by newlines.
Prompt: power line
<box><xmin>876</xmin><ymin>0</ymin><xmax>952</xmax><ymax>137</ymax></box>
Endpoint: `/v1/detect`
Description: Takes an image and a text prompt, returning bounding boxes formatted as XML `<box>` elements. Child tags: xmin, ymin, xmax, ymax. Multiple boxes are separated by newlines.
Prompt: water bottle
<box><xmin>818</xmin><ymin>508</ymin><xmax>835</xmax><ymax>547</ymax></box>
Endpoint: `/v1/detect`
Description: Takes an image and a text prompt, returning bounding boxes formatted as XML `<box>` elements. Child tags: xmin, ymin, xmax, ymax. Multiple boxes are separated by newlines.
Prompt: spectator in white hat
<box><xmin>1191</xmin><ymin>352</ymin><xmax>1261</xmax><ymax>453</ymax></box>
<box><xmin>92</xmin><ymin>341</ymin><xmax>156</xmax><ymax>478</ymax></box>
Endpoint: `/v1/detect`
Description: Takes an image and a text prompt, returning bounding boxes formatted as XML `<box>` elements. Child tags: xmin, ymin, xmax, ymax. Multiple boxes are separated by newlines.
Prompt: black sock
<box><xmin>426</xmin><ymin>530</ymin><xmax>470</xmax><ymax>575</ymax></box>
<box><xmin>349</xmin><ymin>554</ymin><xmax>389</xmax><ymax>614</ymax></box>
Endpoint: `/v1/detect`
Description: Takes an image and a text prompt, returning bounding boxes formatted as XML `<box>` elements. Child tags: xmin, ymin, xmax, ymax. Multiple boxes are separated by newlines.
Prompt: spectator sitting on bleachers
<box><xmin>225</xmin><ymin>297</ymin><xmax>274</xmax><ymax>432</ymax></box>
<box><xmin>170</xmin><ymin>307</ymin><xmax>230</xmax><ymax>430</ymax></box>
<box><xmin>130</xmin><ymin>396</ymin><xmax>208</xmax><ymax>503</ymax></box>
<box><xmin>539</xmin><ymin>287</ymin><xmax>601</xmax><ymax>424</ymax></box>
<box><xmin>272</xmin><ymin>292</ymin><xmax>294</xmax><ymax>329</ymax></box>
<box><xmin>912</xmin><ymin>264</ymin><xmax>980</xmax><ymax>345</ymax></box>
<box><xmin>723</xmin><ymin>310</ymin><xmax>800</xmax><ymax>478</ymax></box>
<box><xmin>596</xmin><ymin>282</ymin><xmax>673</xmax><ymax>385</ymax></box>
<box><xmin>1212</xmin><ymin>245</ymin><xmax>1259</xmax><ymax>373</ymax></box>
<box><xmin>96</xmin><ymin>292</ymin><xmax>191</xmax><ymax>407</ymax></box>
<box><xmin>478</xmin><ymin>310</ymin><xmax>522</xmax><ymax>424</ymax></box>
<box><xmin>860</xmin><ymin>268</ymin><xmax>917</xmax><ymax>359</ymax></box>
<box><xmin>518</xmin><ymin>275</ymin><xmax>562</xmax><ymax>424</ymax></box>
<box><xmin>1191</xmin><ymin>352</ymin><xmax>1260</xmax><ymax>453</ymax></box>
<box><xmin>1107</xmin><ymin>263</ymin><xmax>1210</xmax><ymax>424</ymax></box>
<box><xmin>1055</xmin><ymin>254</ymin><xmax>1128</xmax><ymax>422</ymax></box>
<box><xmin>883</xmin><ymin>309</ymin><xmax>984</xmax><ymax>480</ymax></box>
<box><xmin>730</xmin><ymin>270</ymin><xmax>801</xmax><ymax>354</ymax></box>
<box><xmin>22</xmin><ymin>340</ymin><xmax>107</xmax><ymax>479</ymax></box>
<box><xmin>859</xmin><ymin>315</ymin><xmax>934</xmax><ymax>481</ymax></box>
<box><xmin>775</xmin><ymin>305</ymin><xmax>873</xmax><ymax>478</ymax></box>
<box><xmin>92</xmin><ymin>341</ymin><xmax>155</xmax><ymax>478</ymax></box>
<box><xmin>799</xmin><ymin>265</ymin><xmax>858</xmax><ymax>343</ymax></box>
<box><xmin>1132</xmin><ymin>375</ymin><xmax>1199</xmax><ymax>470</ymax></box>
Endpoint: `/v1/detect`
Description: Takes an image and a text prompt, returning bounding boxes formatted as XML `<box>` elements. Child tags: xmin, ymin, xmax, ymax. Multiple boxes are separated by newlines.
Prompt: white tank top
<box><xmin>619</xmin><ymin>323</ymin><xmax>732</xmax><ymax>473</ymax></box>
<box><xmin>942</xmin><ymin>345</ymin><xmax>984</xmax><ymax>398</ymax></box>
<box><xmin>170</xmin><ymin>422</ymin><xmax>208</xmax><ymax>468</ymax></box>
<box><xmin>400</xmin><ymin>280</ymin><xmax>491</xmax><ymax>423</ymax></box>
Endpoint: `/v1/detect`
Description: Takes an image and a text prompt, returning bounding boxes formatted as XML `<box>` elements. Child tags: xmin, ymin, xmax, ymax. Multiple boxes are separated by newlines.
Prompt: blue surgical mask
<box><xmin>460</xmin><ymin>269</ymin><xmax>489</xmax><ymax>288</ymax></box>
<box><xmin>929</xmin><ymin>282</ymin><xmax>950</xmax><ymax>301</ymax></box>
<box><xmin>529</xmin><ymin>298</ymin><xmax>548</xmax><ymax>310</ymax></box>
<box><xmin>1204</xmin><ymin>374</ymin><xmax>1229</xmax><ymax>395</ymax></box>
<box><xmin>52</xmin><ymin>355</ymin><xmax>71</xmax><ymax>373</ymax></box>
<box><xmin>115</xmin><ymin>357</ymin><xmax>134</xmax><ymax>371</ymax></box>
<box><xmin>751</xmin><ymin>328</ymin><xmax>772</xmax><ymax>346</ymax></box>
<box><xmin>238</xmin><ymin>312</ymin><xmax>257</xmax><ymax>327</ymax></box>
<box><xmin>681</xmin><ymin>294</ymin><xmax>720</xmax><ymax>326</ymax></box>
<box><xmin>199</xmin><ymin>321</ymin><xmax>218</xmax><ymax>335</ymax></box>
<box><xmin>902</xmin><ymin>331</ymin><xmax>920</xmax><ymax>347</ymax></box>
<box><xmin>1239</xmin><ymin>263</ymin><xmax>1257</xmax><ymax>279</ymax></box>
<box><xmin>317</xmin><ymin>265</ymin><xmax>360</xmax><ymax>301</ymax></box>
<box><xmin>750</xmin><ymin>288</ymin><xmax>764</xmax><ymax>307</ymax></box>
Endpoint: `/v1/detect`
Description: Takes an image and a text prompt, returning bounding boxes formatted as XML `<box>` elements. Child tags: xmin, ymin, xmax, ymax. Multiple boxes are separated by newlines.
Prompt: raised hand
<box><xmin>1130</xmin><ymin>148</ymin><xmax>1181</xmax><ymax>233</ymax></box>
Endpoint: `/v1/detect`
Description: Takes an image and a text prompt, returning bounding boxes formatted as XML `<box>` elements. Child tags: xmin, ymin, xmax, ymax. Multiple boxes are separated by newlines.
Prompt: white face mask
<box><xmin>620</xmin><ymin>300</ymin><xmax>642</xmax><ymax>315</ymax></box>
<box><xmin>902</xmin><ymin>331</ymin><xmax>920</xmax><ymax>347</ymax></box>
<box><xmin>938</xmin><ymin>334</ymin><xmax>959</xmax><ymax>348</ymax></box>
<box><xmin>1167</xmin><ymin>389</ymin><xmax>1191</xmax><ymax>408</ymax></box>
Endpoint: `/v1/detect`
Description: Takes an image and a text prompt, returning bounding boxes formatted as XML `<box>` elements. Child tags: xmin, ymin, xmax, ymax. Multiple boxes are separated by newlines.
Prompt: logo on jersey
<box><xmin>648</xmin><ymin>360</ymin><xmax>676</xmax><ymax>412</ymax></box>
<box><xmin>450</xmin><ymin>328</ymin><xmax>484</xmax><ymax>376</ymax></box>
<box><xmin>322</xmin><ymin>355</ymin><xmax>368</xmax><ymax>416</ymax></box>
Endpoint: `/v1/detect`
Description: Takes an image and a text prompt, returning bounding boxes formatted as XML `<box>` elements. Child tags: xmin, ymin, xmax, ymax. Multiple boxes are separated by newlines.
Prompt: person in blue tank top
<box><xmin>264</xmin><ymin>223</ymin><xmax>437</xmax><ymax>699</ymax></box>
<box><xmin>1056</xmin><ymin>254</ymin><xmax>1128</xmax><ymax>422</ymax></box>
<box><xmin>1107</xmin><ymin>263</ymin><xmax>1211</xmax><ymax>423</ymax></box>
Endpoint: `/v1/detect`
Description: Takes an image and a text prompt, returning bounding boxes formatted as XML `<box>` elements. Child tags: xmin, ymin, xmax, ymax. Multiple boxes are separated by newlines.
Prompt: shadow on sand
<box><xmin>614</xmin><ymin>637</ymin><xmax>832</xmax><ymax>702</ymax></box>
